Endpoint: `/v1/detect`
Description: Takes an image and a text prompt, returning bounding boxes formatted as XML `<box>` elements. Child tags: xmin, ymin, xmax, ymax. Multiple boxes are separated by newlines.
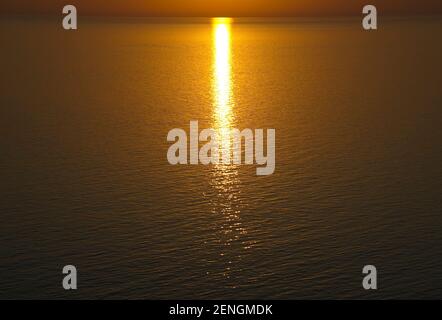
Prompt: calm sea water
<box><xmin>1</xmin><ymin>16</ymin><xmax>442</xmax><ymax>299</ymax></box>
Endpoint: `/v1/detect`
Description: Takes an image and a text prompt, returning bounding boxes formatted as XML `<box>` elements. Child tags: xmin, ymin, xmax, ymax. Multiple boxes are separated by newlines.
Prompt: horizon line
<box><xmin>2</xmin><ymin>12</ymin><xmax>442</xmax><ymax>19</ymax></box>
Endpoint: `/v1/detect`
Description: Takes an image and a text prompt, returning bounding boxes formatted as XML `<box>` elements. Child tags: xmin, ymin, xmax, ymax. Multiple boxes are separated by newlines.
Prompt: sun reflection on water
<box><xmin>206</xmin><ymin>18</ymin><xmax>253</xmax><ymax>283</ymax></box>
<box><xmin>213</xmin><ymin>17</ymin><xmax>234</xmax><ymax>157</ymax></box>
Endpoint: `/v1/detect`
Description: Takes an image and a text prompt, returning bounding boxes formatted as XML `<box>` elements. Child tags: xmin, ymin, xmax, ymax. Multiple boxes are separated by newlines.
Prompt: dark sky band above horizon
<box><xmin>1</xmin><ymin>0</ymin><xmax>442</xmax><ymax>17</ymax></box>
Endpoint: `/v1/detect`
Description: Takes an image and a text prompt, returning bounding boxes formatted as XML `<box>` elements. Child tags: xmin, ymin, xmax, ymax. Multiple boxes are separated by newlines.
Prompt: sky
<box><xmin>1</xmin><ymin>0</ymin><xmax>441</xmax><ymax>17</ymax></box>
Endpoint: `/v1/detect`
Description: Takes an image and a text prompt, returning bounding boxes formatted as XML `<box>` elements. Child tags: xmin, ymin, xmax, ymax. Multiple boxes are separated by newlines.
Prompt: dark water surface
<box><xmin>1</xmin><ymin>16</ymin><xmax>442</xmax><ymax>299</ymax></box>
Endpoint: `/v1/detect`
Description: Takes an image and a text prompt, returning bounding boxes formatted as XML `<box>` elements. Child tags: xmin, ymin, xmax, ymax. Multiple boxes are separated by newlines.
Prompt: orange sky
<box><xmin>1</xmin><ymin>0</ymin><xmax>441</xmax><ymax>17</ymax></box>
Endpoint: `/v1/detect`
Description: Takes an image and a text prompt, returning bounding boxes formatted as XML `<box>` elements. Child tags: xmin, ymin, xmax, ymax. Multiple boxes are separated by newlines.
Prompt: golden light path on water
<box><xmin>213</xmin><ymin>18</ymin><xmax>233</xmax><ymax>155</ymax></box>
<box><xmin>208</xmin><ymin>18</ymin><xmax>254</xmax><ymax>284</ymax></box>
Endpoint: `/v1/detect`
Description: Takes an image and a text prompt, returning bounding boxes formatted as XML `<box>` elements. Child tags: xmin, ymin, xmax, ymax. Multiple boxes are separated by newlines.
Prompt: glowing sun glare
<box><xmin>213</xmin><ymin>18</ymin><xmax>233</xmax><ymax>129</ymax></box>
